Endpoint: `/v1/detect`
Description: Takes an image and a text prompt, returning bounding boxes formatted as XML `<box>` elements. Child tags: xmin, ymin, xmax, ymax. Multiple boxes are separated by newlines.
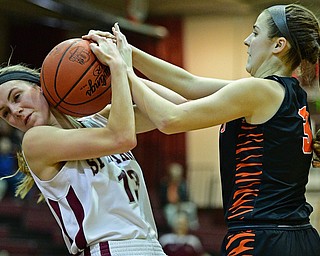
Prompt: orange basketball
<box><xmin>40</xmin><ymin>38</ymin><xmax>111</xmax><ymax>117</ymax></box>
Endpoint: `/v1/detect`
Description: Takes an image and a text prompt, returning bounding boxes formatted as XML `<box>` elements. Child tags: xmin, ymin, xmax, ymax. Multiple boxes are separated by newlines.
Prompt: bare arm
<box><xmin>133</xmin><ymin>78</ymin><xmax>188</xmax><ymax>133</ymax></box>
<box><xmin>99</xmin><ymin>77</ymin><xmax>188</xmax><ymax>134</ymax></box>
<box><xmin>127</xmin><ymin>68</ymin><xmax>284</xmax><ymax>134</ymax></box>
<box><xmin>99</xmin><ymin>103</ymin><xmax>155</xmax><ymax>134</ymax></box>
<box><xmin>22</xmin><ymin>32</ymin><xmax>136</xmax><ymax>179</ymax></box>
<box><xmin>131</xmin><ymin>45</ymin><xmax>233</xmax><ymax>99</ymax></box>
<box><xmin>82</xmin><ymin>28</ymin><xmax>233</xmax><ymax>99</ymax></box>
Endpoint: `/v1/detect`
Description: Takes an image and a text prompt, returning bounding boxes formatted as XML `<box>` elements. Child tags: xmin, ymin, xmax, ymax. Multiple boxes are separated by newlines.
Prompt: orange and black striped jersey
<box><xmin>219</xmin><ymin>75</ymin><xmax>313</xmax><ymax>226</ymax></box>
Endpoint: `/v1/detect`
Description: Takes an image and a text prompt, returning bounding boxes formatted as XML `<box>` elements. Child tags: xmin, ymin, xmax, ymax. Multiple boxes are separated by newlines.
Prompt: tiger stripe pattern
<box><xmin>227</xmin><ymin>119</ymin><xmax>263</xmax><ymax>221</ymax></box>
<box><xmin>225</xmin><ymin>230</ymin><xmax>255</xmax><ymax>256</ymax></box>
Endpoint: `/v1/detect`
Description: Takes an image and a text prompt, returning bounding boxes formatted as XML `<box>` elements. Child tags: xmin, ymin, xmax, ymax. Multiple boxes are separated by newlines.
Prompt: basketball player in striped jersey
<box><xmin>0</xmin><ymin>26</ymin><xmax>186</xmax><ymax>255</ymax></box>
<box><xmin>86</xmin><ymin>4</ymin><xmax>320</xmax><ymax>256</ymax></box>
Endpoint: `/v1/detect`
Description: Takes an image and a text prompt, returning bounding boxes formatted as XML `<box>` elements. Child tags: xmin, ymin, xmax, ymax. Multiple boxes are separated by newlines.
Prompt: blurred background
<box><xmin>0</xmin><ymin>0</ymin><xmax>319</xmax><ymax>255</ymax></box>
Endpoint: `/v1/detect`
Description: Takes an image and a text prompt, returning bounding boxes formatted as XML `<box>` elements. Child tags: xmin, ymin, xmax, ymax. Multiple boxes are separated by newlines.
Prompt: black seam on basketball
<box><xmin>54</xmin><ymin>39</ymin><xmax>82</xmax><ymax>108</ymax></box>
<box><xmin>59</xmin><ymin>84</ymin><xmax>111</xmax><ymax>106</ymax></box>
<box><xmin>41</xmin><ymin>39</ymin><xmax>112</xmax><ymax>116</ymax></box>
<box><xmin>41</xmin><ymin>64</ymin><xmax>58</xmax><ymax>106</ymax></box>
<box><xmin>55</xmin><ymin>59</ymin><xmax>101</xmax><ymax>106</ymax></box>
<box><xmin>61</xmin><ymin>66</ymin><xmax>111</xmax><ymax>105</ymax></box>
<box><xmin>56</xmin><ymin>102</ymin><xmax>105</xmax><ymax>116</ymax></box>
<box><xmin>56</xmin><ymin>89</ymin><xmax>111</xmax><ymax>116</ymax></box>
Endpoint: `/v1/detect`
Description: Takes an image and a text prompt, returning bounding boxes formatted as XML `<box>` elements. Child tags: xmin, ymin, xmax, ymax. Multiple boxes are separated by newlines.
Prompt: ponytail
<box><xmin>15</xmin><ymin>151</ymin><xmax>44</xmax><ymax>203</ymax></box>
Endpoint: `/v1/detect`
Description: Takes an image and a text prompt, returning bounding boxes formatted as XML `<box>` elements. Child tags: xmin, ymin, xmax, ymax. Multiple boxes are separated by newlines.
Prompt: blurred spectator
<box><xmin>160</xmin><ymin>163</ymin><xmax>199</xmax><ymax>230</ymax></box>
<box><xmin>0</xmin><ymin>120</ymin><xmax>23</xmax><ymax>151</ymax></box>
<box><xmin>0</xmin><ymin>250</ymin><xmax>10</xmax><ymax>256</ymax></box>
<box><xmin>159</xmin><ymin>212</ymin><xmax>208</xmax><ymax>256</ymax></box>
<box><xmin>0</xmin><ymin>120</ymin><xmax>24</xmax><ymax>200</ymax></box>
<box><xmin>0</xmin><ymin>136</ymin><xmax>22</xmax><ymax>200</ymax></box>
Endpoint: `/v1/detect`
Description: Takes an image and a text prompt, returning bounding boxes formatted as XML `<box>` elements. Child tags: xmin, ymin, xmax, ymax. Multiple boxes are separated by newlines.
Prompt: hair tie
<box><xmin>267</xmin><ymin>5</ymin><xmax>299</xmax><ymax>54</ymax></box>
<box><xmin>0</xmin><ymin>71</ymin><xmax>40</xmax><ymax>86</ymax></box>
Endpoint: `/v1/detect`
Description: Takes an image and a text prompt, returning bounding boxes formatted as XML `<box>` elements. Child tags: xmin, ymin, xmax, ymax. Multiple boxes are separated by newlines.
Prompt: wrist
<box><xmin>131</xmin><ymin>45</ymin><xmax>138</xmax><ymax>63</ymax></box>
<box><xmin>107</xmin><ymin>58</ymin><xmax>126</xmax><ymax>71</ymax></box>
<box><xmin>126</xmin><ymin>66</ymin><xmax>134</xmax><ymax>74</ymax></box>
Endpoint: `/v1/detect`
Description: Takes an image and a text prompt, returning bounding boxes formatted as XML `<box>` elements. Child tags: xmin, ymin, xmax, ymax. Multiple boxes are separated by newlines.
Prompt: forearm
<box><xmin>132</xmin><ymin>46</ymin><xmax>194</xmax><ymax>97</ymax></box>
<box><xmin>141</xmin><ymin>78</ymin><xmax>187</xmax><ymax>104</ymax></box>
<box><xmin>108</xmin><ymin>63</ymin><xmax>136</xmax><ymax>143</ymax></box>
<box><xmin>99</xmin><ymin>103</ymin><xmax>156</xmax><ymax>134</ymax></box>
<box><xmin>132</xmin><ymin>46</ymin><xmax>233</xmax><ymax>99</ymax></box>
<box><xmin>132</xmin><ymin>78</ymin><xmax>187</xmax><ymax>134</ymax></box>
<box><xmin>127</xmin><ymin>69</ymin><xmax>179</xmax><ymax>134</ymax></box>
<box><xmin>134</xmin><ymin>107</ymin><xmax>156</xmax><ymax>134</ymax></box>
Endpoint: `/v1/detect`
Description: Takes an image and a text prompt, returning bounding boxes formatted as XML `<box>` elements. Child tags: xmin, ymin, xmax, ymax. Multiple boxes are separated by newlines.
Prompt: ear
<box><xmin>273</xmin><ymin>37</ymin><xmax>288</xmax><ymax>53</ymax></box>
<box><xmin>35</xmin><ymin>85</ymin><xmax>43</xmax><ymax>93</ymax></box>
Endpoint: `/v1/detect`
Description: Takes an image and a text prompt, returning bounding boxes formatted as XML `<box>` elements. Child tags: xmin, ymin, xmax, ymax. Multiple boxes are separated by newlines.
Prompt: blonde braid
<box><xmin>15</xmin><ymin>151</ymin><xmax>44</xmax><ymax>203</ymax></box>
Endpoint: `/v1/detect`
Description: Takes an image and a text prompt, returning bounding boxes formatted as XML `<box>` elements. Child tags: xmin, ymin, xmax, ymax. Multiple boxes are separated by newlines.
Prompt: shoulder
<box><xmin>237</xmin><ymin>77</ymin><xmax>284</xmax><ymax>98</ymax></box>
<box><xmin>230</xmin><ymin>77</ymin><xmax>281</xmax><ymax>89</ymax></box>
<box><xmin>22</xmin><ymin>126</ymin><xmax>64</xmax><ymax>179</ymax></box>
<box><xmin>22</xmin><ymin>125</ymin><xmax>60</xmax><ymax>151</ymax></box>
<box><xmin>226</xmin><ymin>77</ymin><xmax>285</xmax><ymax>124</ymax></box>
<box><xmin>220</xmin><ymin>77</ymin><xmax>284</xmax><ymax>107</ymax></box>
<box><xmin>221</xmin><ymin>77</ymin><xmax>279</xmax><ymax>96</ymax></box>
<box><xmin>250</xmin><ymin>78</ymin><xmax>285</xmax><ymax>124</ymax></box>
<box><xmin>22</xmin><ymin>126</ymin><xmax>56</xmax><ymax>148</ymax></box>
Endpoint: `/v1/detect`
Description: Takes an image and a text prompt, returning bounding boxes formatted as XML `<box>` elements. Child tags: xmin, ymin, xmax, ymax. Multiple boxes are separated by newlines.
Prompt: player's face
<box><xmin>244</xmin><ymin>11</ymin><xmax>275</xmax><ymax>77</ymax></box>
<box><xmin>0</xmin><ymin>80</ymin><xmax>51</xmax><ymax>132</ymax></box>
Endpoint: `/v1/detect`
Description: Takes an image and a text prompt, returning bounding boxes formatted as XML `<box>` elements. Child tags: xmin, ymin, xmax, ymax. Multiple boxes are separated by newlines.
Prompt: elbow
<box><xmin>116</xmin><ymin>133</ymin><xmax>137</xmax><ymax>152</ymax></box>
<box><xmin>130</xmin><ymin>136</ymin><xmax>138</xmax><ymax>149</ymax></box>
<box><xmin>157</xmin><ymin>116</ymin><xmax>181</xmax><ymax>135</ymax></box>
<box><xmin>126</xmin><ymin>136</ymin><xmax>137</xmax><ymax>150</ymax></box>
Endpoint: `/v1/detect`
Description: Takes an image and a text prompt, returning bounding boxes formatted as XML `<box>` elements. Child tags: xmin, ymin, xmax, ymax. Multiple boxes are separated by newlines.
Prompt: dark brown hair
<box><xmin>265</xmin><ymin>4</ymin><xmax>320</xmax><ymax>86</ymax></box>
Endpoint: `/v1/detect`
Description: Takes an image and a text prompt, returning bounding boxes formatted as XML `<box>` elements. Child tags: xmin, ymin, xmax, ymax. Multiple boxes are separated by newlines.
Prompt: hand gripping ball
<box><xmin>40</xmin><ymin>38</ymin><xmax>111</xmax><ymax>117</ymax></box>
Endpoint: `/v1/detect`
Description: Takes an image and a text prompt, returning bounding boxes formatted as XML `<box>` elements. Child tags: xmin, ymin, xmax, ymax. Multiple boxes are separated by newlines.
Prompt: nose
<box><xmin>244</xmin><ymin>34</ymin><xmax>252</xmax><ymax>46</ymax></box>
<box><xmin>11</xmin><ymin>105</ymin><xmax>23</xmax><ymax>117</ymax></box>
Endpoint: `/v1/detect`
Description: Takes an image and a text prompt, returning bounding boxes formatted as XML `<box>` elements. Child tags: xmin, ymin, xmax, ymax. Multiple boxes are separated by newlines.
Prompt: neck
<box><xmin>253</xmin><ymin>55</ymin><xmax>293</xmax><ymax>78</ymax></box>
<box><xmin>254</xmin><ymin>63</ymin><xmax>292</xmax><ymax>78</ymax></box>
<box><xmin>50</xmin><ymin>107</ymin><xmax>78</xmax><ymax>129</ymax></box>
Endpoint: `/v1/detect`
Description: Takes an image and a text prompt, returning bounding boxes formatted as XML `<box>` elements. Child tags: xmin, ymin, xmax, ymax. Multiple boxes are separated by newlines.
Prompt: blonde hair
<box><xmin>0</xmin><ymin>63</ymin><xmax>41</xmax><ymax>78</ymax></box>
<box><xmin>0</xmin><ymin>64</ymin><xmax>41</xmax><ymax>201</ymax></box>
<box><xmin>15</xmin><ymin>151</ymin><xmax>45</xmax><ymax>203</ymax></box>
<box><xmin>0</xmin><ymin>64</ymin><xmax>81</xmax><ymax>202</ymax></box>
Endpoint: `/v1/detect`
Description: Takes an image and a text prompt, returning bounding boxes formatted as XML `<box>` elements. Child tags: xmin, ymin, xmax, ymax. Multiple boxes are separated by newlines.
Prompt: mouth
<box><xmin>24</xmin><ymin>113</ymin><xmax>31</xmax><ymax>125</ymax></box>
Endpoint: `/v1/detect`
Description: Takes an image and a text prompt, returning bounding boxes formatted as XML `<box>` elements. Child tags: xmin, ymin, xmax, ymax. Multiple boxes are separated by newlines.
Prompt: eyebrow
<box><xmin>7</xmin><ymin>88</ymin><xmax>14</xmax><ymax>101</ymax></box>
